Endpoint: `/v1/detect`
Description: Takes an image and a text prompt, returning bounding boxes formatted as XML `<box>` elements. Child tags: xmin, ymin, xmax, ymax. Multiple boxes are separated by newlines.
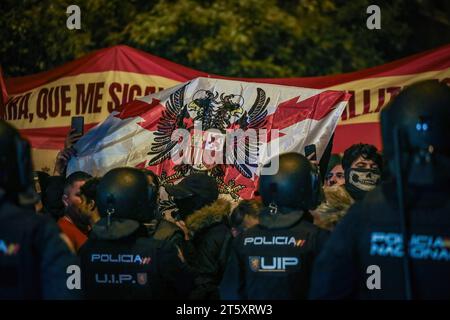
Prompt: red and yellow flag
<box><xmin>3</xmin><ymin>44</ymin><xmax>450</xmax><ymax>172</ymax></box>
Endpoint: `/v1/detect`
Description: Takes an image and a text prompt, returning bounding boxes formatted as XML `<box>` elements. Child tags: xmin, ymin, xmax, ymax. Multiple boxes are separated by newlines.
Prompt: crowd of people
<box><xmin>0</xmin><ymin>80</ymin><xmax>449</xmax><ymax>300</ymax></box>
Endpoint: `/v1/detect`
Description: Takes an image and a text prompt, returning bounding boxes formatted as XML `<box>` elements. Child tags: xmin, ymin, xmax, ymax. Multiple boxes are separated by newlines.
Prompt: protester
<box><xmin>78</xmin><ymin>177</ymin><xmax>101</xmax><ymax>227</ymax></box>
<box><xmin>325</xmin><ymin>154</ymin><xmax>345</xmax><ymax>187</ymax></box>
<box><xmin>309</xmin><ymin>80</ymin><xmax>450</xmax><ymax>299</ymax></box>
<box><xmin>0</xmin><ymin>120</ymin><xmax>79</xmax><ymax>299</ymax></box>
<box><xmin>57</xmin><ymin>171</ymin><xmax>92</xmax><ymax>253</ymax></box>
<box><xmin>166</xmin><ymin>173</ymin><xmax>232</xmax><ymax>300</ymax></box>
<box><xmin>229</xmin><ymin>199</ymin><xmax>262</xmax><ymax>237</ymax></box>
<box><xmin>139</xmin><ymin>169</ymin><xmax>186</xmax><ymax>249</ymax></box>
<box><xmin>139</xmin><ymin>170</ymin><xmax>186</xmax><ymax>250</ymax></box>
<box><xmin>342</xmin><ymin>143</ymin><xmax>383</xmax><ymax>201</ymax></box>
<box><xmin>311</xmin><ymin>185</ymin><xmax>354</xmax><ymax>231</ymax></box>
<box><xmin>220</xmin><ymin>153</ymin><xmax>329</xmax><ymax>299</ymax></box>
<box><xmin>79</xmin><ymin>167</ymin><xmax>194</xmax><ymax>299</ymax></box>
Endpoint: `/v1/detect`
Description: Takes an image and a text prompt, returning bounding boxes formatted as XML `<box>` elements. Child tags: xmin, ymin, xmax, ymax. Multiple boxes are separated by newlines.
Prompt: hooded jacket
<box><xmin>182</xmin><ymin>198</ymin><xmax>233</xmax><ymax>300</ymax></box>
<box><xmin>220</xmin><ymin>207</ymin><xmax>329</xmax><ymax>300</ymax></box>
<box><xmin>79</xmin><ymin>217</ymin><xmax>194</xmax><ymax>299</ymax></box>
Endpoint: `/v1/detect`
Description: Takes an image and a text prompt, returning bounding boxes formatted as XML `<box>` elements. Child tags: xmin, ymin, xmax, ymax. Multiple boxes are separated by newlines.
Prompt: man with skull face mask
<box><xmin>342</xmin><ymin>143</ymin><xmax>383</xmax><ymax>201</ymax></box>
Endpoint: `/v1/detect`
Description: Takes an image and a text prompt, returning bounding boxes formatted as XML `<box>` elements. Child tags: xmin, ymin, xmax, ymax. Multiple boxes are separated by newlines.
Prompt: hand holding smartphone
<box><xmin>66</xmin><ymin>116</ymin><xmax>84</xmax><ymax>150</ymax></box>
<box><xmin>304</xmin><ymin>144</ymin><xmax>317</xmax><ymax>162</ymax></box>
<box><xmin>71</xmin><ymin>116</ymin><xmax>84</xmax><ymax>136</ymax></box>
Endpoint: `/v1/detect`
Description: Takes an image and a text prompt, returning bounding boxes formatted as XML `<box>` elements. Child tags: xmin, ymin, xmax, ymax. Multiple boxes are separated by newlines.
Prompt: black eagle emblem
<box><xmin>147</xmin><ymin>84</ymin><xmax>270</xmax><ymax>178</ymax></box>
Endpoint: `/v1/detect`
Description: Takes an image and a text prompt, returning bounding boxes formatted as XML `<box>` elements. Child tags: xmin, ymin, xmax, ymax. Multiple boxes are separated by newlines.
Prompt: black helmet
<box><xmin>96</xmin><ymin>167</ymin><xmax>157</xmax><ymax>223</ymax></box>
<box><xmin>380</xmin><ymin>80</ymin><xmax>450</xmax><ymax>186</ymax></box>
<box><xmin>0</xmin><ymin>120</ymin><xmax>34</xmax><ymax>204</ymax></box>
<box><xmin>258</xmin><ymin>152</ymin><xmax>321</xmax><ymax>212</ymax></box>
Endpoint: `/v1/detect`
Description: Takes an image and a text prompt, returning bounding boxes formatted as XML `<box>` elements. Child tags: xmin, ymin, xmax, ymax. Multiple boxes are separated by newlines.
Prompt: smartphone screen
<box><xmin>304</xmin><ymin>144</ymin><xmax>317</xmax><ymax>161</ymax></box>
<box><xmin>71</xmin><ymin>116</ymin><xmax>84</xmax><ymax>135</ymax></box>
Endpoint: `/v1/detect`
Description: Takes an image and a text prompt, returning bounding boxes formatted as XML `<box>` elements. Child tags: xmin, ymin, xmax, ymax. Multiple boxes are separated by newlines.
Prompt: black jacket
<box><xmin>309</xmin><ymin>182</ymin><xmax>450</xmax><ymax>299</ymax></box>
<box><xmin>79</xmin><ymin>217</ymin><xmax>194</xmax><ymax>299</ymax></box>
<box><xmin>220</xmin><ymin>208</ymin><xmax>329</xmax><ymax>300</ymax></box>
<box><xmin>183</xmin><ymin>199</ymin><xmax>233</xmax><ymax>300</ymax></box>
<box><xmin>0</xmin><ymin>200</ymin><xmax>79</xmax><ymax>299</ymax></box>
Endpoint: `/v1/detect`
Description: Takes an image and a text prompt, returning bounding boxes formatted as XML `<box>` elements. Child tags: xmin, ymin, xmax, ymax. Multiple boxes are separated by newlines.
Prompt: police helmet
<box><xmin>96</xmin><ymin>167</ymin><xmax>157</xmax><ymax>223</ymax></box>
<box><xmin>380</xmin><ymin>80</ymin><xmax>450</xmax><ymax>186</ymax></box>
<box><xmin>258</xmin><ymin>152</ymin><xmax>322</xmax><ymax>212</ymax></box>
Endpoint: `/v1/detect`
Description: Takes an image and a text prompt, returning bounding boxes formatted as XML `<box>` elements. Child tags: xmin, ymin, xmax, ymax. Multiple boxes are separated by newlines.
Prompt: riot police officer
<box><xmin>309</xmin><ymin>80</ymin><xmax>450</xmax><ymax>299</ymax></box>
<box><xmin>79</xmin><ymin>167</ymin><xmax>194</xmax><ymax>299</ymax></box>
<box><xmin>0</xmin><ymin>120</ymin><xmax>78</xmax><ymax>299</ymax></box>
<box><xmin>220</xmin><ymin>153</ymin><xmax>329</xmax><ymax>299</ymax></box>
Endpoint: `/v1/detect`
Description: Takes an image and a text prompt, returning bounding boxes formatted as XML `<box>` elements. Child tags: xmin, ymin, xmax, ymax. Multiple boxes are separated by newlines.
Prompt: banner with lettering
<box><xmin>3</xmin><ymin>44</ymin><xmax>450</xmax><ymax>172</ymax></box>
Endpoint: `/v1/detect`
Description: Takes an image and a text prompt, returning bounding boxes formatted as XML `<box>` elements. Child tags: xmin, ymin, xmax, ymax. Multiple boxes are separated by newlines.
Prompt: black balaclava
<box><xmin>173</xmin><ymin>195</ymin><xmax>209</xmax><ymax>221</ymax></box>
